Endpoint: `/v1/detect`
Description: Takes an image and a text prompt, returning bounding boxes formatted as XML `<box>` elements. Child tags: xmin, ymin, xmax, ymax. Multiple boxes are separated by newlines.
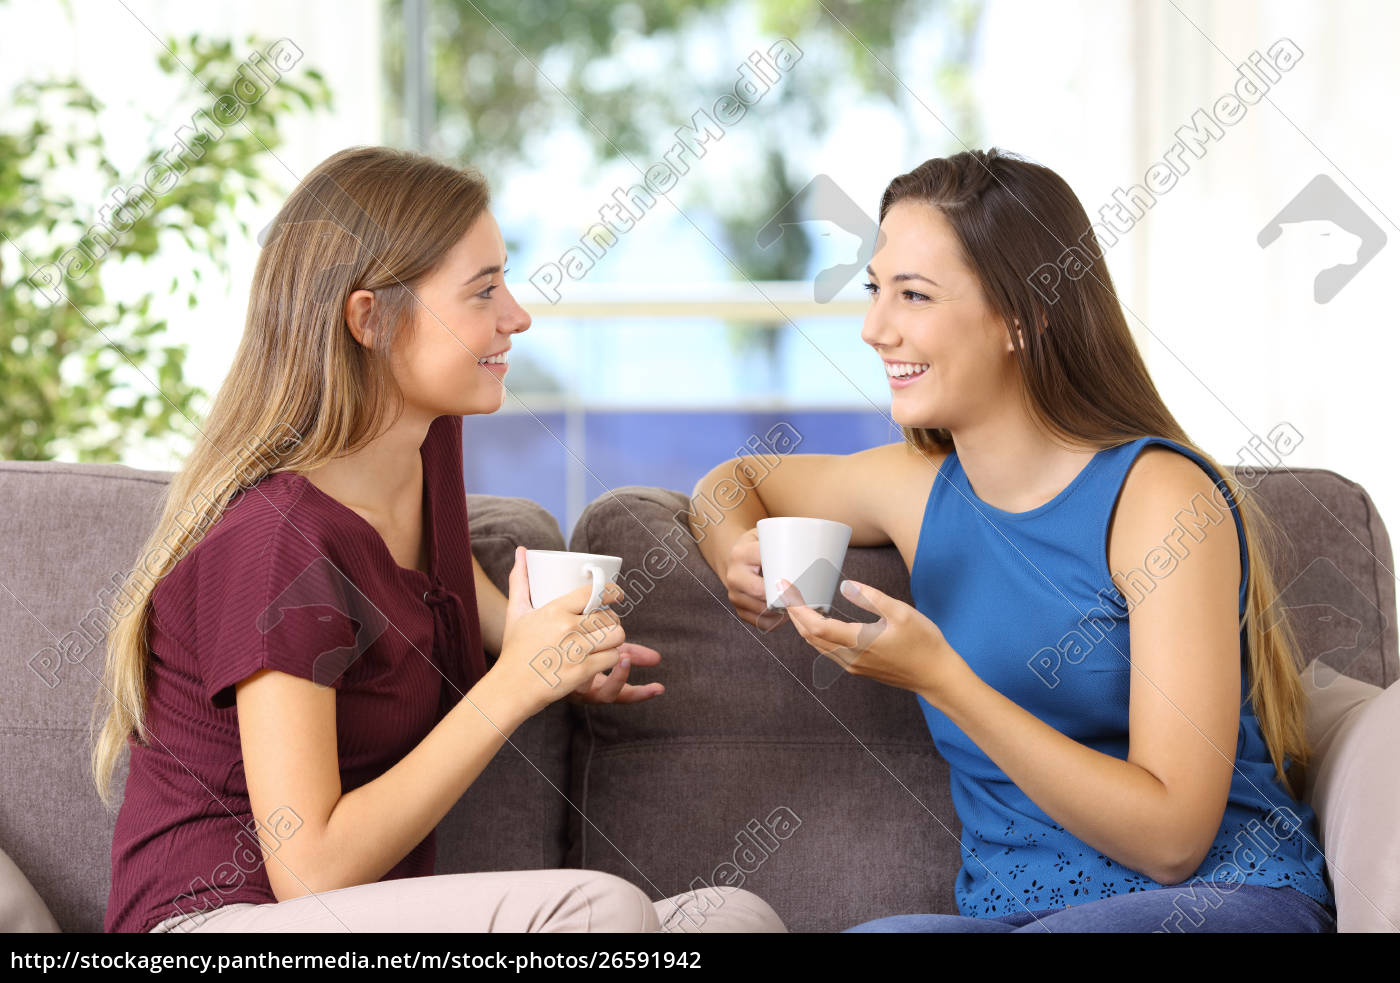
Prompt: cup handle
<box><xmin>582</xmin><ymin>563</ymin><xmax>607</xmax><ymax>615</ymax></box>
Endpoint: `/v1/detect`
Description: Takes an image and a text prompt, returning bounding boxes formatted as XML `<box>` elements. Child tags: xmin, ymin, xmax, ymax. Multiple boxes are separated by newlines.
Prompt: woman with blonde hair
<box><xmin>693</xmin><ymin>148</ymin><xmax>1334</xmax><ymax>932</ymax></box>
<box><xmin>96</xmin><ymin>146</ymin><xmax>786</xmax><ymax>934</ymax></box>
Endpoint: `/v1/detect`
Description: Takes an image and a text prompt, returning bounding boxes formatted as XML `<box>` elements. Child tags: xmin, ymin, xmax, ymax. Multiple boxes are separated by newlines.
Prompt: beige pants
<box><xmin>150</xmin><ymin>869</ymin><xmax>787</xmax><ymax>933</ymax></box>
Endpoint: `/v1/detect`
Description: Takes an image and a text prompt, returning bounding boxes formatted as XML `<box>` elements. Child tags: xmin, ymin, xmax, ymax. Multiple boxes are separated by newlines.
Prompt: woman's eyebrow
<box><xmin>463</xmin><ymin>263</ymin><xmax>502</xmax><ymax>285</ymax></box>
<box><xmin>865</xmin><ymin>266</ymin><xmax>942</xmax><ymax>288</ymax></box>
<box><xmin>892</xmin><ymin>272</ymin><xmax>941</xmax><ymax>287</ymax></box>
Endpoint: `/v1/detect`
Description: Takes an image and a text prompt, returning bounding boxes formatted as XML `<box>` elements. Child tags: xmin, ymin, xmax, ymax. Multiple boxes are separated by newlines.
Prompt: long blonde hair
<box><xmin>883</xmin><ymin>149</ymin><xmax>1308</xmax><ymax>788</ymax></box>
<box><xmin>92</xmin><ymin>146</ymin><xmax>490</xmax><ymax>805</ymax></box>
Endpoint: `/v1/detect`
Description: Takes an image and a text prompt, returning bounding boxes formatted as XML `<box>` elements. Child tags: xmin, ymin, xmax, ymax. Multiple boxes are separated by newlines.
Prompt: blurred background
<box><xmin>2</xmin><ymin>0</ymin><xmax>1396</xmax><ymax>537</ymax></box>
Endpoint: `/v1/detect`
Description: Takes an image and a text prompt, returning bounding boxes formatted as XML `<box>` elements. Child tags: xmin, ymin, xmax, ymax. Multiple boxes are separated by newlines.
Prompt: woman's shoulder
<box><xmin>204</xmin><ymin>470</ymin><xmax>320</xmax><ymax>548</ymax></box>
<box><xmin>1108</xmin><ymin>441</ymin><xmax>1244</xmax><ymax>584</ymax></box>
<box><xmin>1106</xmin><ymin>439</ymin><xmax>1235</xmax><ymax>541</ymax></box>
<box><xmin>850</xmin><ymin>439</ymin><xmax>949</xmax><ymax>560</ymax></box>
<box><xmin>159</xmin><ymin>470</ymin><xmax>344</xmax><ymax>595</ymax></box>
<box><xmin>1116</xmin><ymin>440</ymin><xmax>1231</xmax><ymax>513</ymax></box>
<box><xmin>859</xmin><ymin>438</ymin><xmax>950</xmax><ymax>481</ymax></box>
<box><xmin>872</xmin><ymin>439</ymin><xmax>951</xmax><ymax>511</ymax></box>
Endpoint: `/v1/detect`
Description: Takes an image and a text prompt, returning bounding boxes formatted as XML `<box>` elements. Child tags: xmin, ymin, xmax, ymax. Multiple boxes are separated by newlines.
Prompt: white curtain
<box><xmin>977</xmin><ymin>0</ymin><xmax>1400</xmax><ymax>530</ymax></box>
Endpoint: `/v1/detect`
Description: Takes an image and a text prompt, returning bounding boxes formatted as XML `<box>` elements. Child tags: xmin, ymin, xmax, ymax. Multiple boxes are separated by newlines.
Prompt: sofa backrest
<box><xmin>564</xmin><ymin>467</ymin><xmax>1397</xmax><ymax>931</ymax></box>
<box><xmin>0</xmin><ymin>460</ymin><xmax>568</xmax><ymax>932</ymax></box>
<box><xmin>1246</xmin><ymin>468</ymin><xmax>1397</xmax><ymax>688</ymax></box>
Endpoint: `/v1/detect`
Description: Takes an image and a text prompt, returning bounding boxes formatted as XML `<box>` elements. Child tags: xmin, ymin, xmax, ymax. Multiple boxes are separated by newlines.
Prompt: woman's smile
<box><xmin>478</xmin><ymin>347</ymin><xmax>511</xmax><ymax>377</ymax></box>
<box><xmin>885</xmin><ymin>358</ymin><xmax>930</xmax><ymax>389</ymax></box>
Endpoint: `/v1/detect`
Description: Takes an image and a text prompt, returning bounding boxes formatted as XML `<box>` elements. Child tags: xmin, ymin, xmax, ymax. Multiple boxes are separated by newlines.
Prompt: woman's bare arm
<box><xmin>234</xmin><ymin>665</ymin><xmax>524</xmax><ymax>899</ymax></box>
<box><xmin>691</xmin><ymin>441</ymin><xmax>941</xmax><ymax>625</ymax></box>
<box><xmin>235</xmin><ymin>556</ymin><xmax>628</xmax><ymax>901</ymax></box>
<box><xmin>473</xmin><ymin>552</ymin><xmax>507</xmax><ymax>658</ymax></box>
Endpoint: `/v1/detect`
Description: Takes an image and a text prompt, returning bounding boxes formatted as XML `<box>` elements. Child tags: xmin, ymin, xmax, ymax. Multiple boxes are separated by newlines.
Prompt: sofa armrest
<box><xmin>467</xmin><ymin>493</ymin><xmax>565</xmax><ymax>591</ymax></box>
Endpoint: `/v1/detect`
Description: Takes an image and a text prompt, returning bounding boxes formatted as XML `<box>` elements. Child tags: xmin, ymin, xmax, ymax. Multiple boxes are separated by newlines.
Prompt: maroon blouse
<box><xmin>105</xmin><ymin>415</ymin><xmax>487</xmax><ymax>933</ymax></box>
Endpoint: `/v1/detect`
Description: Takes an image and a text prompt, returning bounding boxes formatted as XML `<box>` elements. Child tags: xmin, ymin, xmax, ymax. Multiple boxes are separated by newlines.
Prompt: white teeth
<box><xmin>885</xmin><ymin>361</ymin><xmax>929</xmax><ymax>378</ymax></box>
<box><xmin>479</xmin><ymin>352</ymin><xmax>509</xmax><ymax>365</ymax></box>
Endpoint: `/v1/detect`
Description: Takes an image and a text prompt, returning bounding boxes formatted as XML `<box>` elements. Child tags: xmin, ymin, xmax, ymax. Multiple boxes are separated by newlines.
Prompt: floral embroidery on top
<box><xmin>955</xmin><ymin>814</ymin><xmax>1333</xmax><ymax>918</ymax></box>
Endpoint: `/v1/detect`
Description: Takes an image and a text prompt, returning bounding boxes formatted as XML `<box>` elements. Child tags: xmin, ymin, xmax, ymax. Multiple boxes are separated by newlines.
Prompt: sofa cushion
<box><xmin>1301</xmin><ymin>664</ymin><xmax>1400</xmax><ymax>932</ymax></box>
<box><xmin>0</xmin><ymin>460</ymin><xmax>569</xmax><ymax>931</ymax></box>
<box><xmin>567</xmin><ymin>486</ymin><xmax>961</xmax><ymax>933</ymax></box>
<box><xmin>438</xmin><ymin>494</ymin><xmax>573</xmax><ymax>877</ymax></box>
<box><xmin>0</xmin><ymin>847</ymin><xmax>59</xmax><ymax>932</ymax></box>
<box><xmin>1248</xmin><ymin>468</ymin><xmax>1397</xmax><ymax>689</ymax></box>
<box><xmin>0</xmin><ymin>461</ymin><xmax>163</xmax><ymax>933</ymax></box>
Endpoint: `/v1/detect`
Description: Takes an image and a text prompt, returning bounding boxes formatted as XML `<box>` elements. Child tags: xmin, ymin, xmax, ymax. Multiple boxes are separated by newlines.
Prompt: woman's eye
<box><xmin>862</xmin><ymin>281</ymin><xmax>878</xmax><ymax>296</ymax></box>
<box><xmin>903</xmin><ymin>290</ymin><xmax>930</xmax><ymax>302</ymax></box>
<box><xmin>477</xmin><ymin>268</ymin><xmax>509</xmax><ymax>300</ymax></box>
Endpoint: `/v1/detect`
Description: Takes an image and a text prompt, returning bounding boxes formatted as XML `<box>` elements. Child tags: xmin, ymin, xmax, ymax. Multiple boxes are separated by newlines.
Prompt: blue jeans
<box><xmin>844</xmin><ymin>883</ymin><xmax>1336</xmax><ymax>933</ymax></box>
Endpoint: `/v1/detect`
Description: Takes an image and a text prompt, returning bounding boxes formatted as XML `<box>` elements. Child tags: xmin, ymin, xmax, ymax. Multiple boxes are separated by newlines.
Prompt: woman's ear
<box><xmin>1008</xmin><ymin>311</ymin><xmax>1050</xmax><ymax>352</ymax></box>
<box><xmin>1008</xmin><ymin>317</ymin><xmax>1026</xmax><ymax>353</ymax></box>
<box><xmin>344</xmin><ymin>289</ymin><xmax>377</xmax><ymax>349</ymax></box>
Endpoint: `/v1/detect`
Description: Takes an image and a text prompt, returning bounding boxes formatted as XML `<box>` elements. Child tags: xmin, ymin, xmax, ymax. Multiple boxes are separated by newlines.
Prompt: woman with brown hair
<box><xmin>693</xmin><ymin>148</ymin><xmax>1334</xmax><ymax>932</ymax></box>
<box><xmin>96</xmin><ymin>146</ymin><xmax>786</xmax><ymax>933</ymax></box>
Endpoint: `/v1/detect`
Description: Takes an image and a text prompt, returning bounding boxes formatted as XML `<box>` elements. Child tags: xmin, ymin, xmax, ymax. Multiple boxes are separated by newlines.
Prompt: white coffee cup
<box><xmin>756</xmin><ymin>517</ymin><xmax>853</xmax><ymax>614</ymax></box>
<box><xmin>525</xmin><ymin>550</ymin><xmax>623</xmax><ymax>614</ymax></box>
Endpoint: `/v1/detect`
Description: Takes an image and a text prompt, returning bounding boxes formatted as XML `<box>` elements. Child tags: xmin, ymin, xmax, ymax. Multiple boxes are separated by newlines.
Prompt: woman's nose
<box><xmin>502</xmin><ymin>289</ymin><xmax>531</xmax><ymax>334</ymax></box>
<box><xmin>861</xmin><ymin>308</ymin><xmax>894</xmax><ymax>350</ymax></box>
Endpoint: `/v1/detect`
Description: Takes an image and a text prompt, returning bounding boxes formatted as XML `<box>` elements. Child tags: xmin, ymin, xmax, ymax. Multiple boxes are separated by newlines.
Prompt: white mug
<box><xmin>756</xmin><ymin>517</ymin><xmax>853</xmax><ymax>614</ymax></box>
<box><xmin>525</xmin><ymin>550</ymin><xmax>623</xmax><ymax>614</ymax></box>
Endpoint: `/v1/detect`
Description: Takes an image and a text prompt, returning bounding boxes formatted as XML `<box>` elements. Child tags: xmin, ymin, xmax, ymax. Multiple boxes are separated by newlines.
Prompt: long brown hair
<box><xmin>92</xmin><ymin>146</ymin><xmax>490</xmax><ymax>804</ymax></box>
<box><xmin>881</xmin><ymin>148</ymin><xmax>1308</xmax><ymax>787</ymax></box>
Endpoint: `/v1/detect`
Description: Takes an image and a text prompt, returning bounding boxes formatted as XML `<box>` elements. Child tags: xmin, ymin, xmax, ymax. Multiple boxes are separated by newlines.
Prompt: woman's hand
<box><xmin>724</xmin><ymin>527</ymin><xmax>787</xmax><ymax>631</ymax></box>
<box><xmin>779</xmin><ymin>577</ymin><xmax>968</xmax><ymax>702</ymax></box>
<box><xmin>490</xmin><ymin>547</ymin><xmax>664</xmax><ymax>718</ymax></box>
<box><xmin>565</xmin><ymin>642</ymin><xmax>664</xmax><ymax>705</ymax></box>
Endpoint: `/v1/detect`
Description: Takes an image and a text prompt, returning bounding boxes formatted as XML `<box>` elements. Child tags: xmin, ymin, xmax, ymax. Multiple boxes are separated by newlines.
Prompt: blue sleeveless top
<box><xmin>910</xmin><ymin>436</ymin><xmax>1333</xmax><ymax>917</ymax></box>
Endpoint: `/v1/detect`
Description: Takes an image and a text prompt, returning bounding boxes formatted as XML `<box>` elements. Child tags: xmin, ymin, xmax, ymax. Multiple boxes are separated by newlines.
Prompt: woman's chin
<box><xmin>889</xmin><ymin>395</ymin><xmax>936</xmax><ymax>430</ymax></box>
<box><xmin>454</xmin><ymin>384</ymin><xmax>508</xmax><ymax>416</ymax></box>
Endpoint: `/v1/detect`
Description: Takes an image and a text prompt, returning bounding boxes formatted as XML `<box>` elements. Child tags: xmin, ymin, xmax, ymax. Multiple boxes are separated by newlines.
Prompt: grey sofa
<box><xmin>1</xmin><ymin>459</ymin><xmax>1396</xmax><ymax>933</ymax></box>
